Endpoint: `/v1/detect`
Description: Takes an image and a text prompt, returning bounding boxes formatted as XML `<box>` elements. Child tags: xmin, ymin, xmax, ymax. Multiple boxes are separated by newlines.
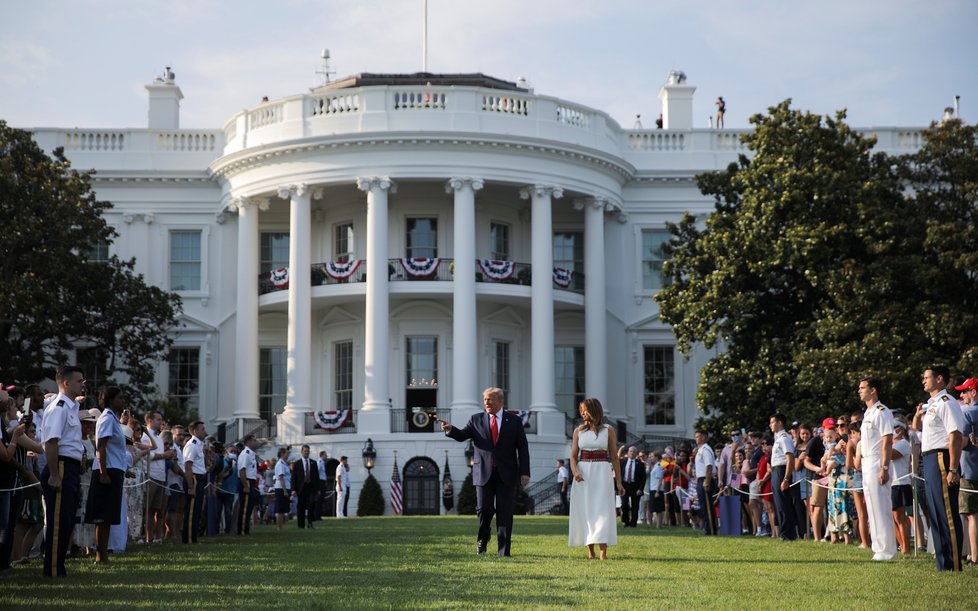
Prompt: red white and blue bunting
<box><xmin>400</xmin><ymin>257</ymin><xmax>440</xmax><ymax>279</ymax></box>
<box><xmin>552</xmin><ymin>267</ymin><xmax>573</xmax><ymax>288</ymax></box>
<box><xmin>478</xmin><ymin>259</ymin><xmax>515</xmax><ymax>281</ymax></box>
<box><xmin>323</xmin><ymin>259</ymin><xmax>361</xmax><ymax>280</ymax></box>
<box><xmin>512</xmin><ymin>409</ymin><xmax>531</xmax><ymax>427</ymax></box>
<box><xmin>313</xmin><ymin>409</ymin><xmax>351</xmax><ymax>431</ymax></box>
<box><xmin>270</xmin><ymin>267</ymin><xmax>289</xmax><ymax>289</ymax></box>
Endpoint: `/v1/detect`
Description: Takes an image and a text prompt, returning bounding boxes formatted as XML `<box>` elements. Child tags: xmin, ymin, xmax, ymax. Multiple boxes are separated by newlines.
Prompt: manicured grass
<box><xmin>4</xmin><ymin>516</ymin><xmax>977</xmax><ymax>609</ymax></box>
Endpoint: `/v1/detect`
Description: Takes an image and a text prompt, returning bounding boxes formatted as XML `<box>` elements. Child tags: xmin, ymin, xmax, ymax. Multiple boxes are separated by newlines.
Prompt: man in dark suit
<box><xmin>290</xmin><ymin>444</ymin><xmax>320</xmax><ymax>529</ymax></box>
<box><xmin>441</xmin><ymin>387</ymin><xmax>530</xmax><ymax>556</ymax></box>
<box><xmin>620</xmin><ymin>446</ymin><xmax>646</xmax><ymax>527</ymax></box>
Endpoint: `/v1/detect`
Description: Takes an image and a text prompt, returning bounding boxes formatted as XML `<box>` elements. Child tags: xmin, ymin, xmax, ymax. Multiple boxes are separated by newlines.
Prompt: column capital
<box><xmin>277</xmin><ymin>183</ymin><xmax>309</xmax><ymax>199</ymax></box>
<box><xmin>573</xmin><ymin>197</ymin><xmax>609</xmax><ymax>211</ymax></box>
<box><xmin>445</xmin><ymin>177</ymin><xmax>485</xmax><ymax>193</ymax></box>
<box><xmin>519</xmin><ymin>185</ymin><xmax>563</xmax><ymax>200</ymax></box>
<box><xmin>356</xmin><ymin>176</ymin><xmax>397</xmax><ymax>194</ymax></box>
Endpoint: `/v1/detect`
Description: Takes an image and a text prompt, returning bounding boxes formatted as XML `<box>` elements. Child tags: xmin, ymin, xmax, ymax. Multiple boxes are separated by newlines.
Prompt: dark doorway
<box><xmin>402</xmin><ymin>456</ymin><xmax>440</xmax><ymax>515</ymax></box>
<box><xmin>406</xmin><ymin>388</ymin><xmax>438</xmax><ymax>432</ymax></box>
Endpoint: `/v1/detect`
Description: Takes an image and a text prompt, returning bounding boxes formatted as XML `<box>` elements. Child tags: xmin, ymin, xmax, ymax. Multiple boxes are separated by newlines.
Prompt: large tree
<box><xmin>656</xmin><ymin>102</ymin><xmax>978</xmax><ymax>434</ymax></box>
<box><xmin>0</xmin><ymin>120</ymin><xmax>181</xmax><ymax>407</ymax></box>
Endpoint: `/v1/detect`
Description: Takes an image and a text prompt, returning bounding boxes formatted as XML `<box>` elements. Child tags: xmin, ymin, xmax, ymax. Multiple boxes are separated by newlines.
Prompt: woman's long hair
<box><xmin>99</xmin><ymin>386</ymin><xmax>123</xmax><ymax>409</ymax></box>
<box><xmin>577</xmin><ymin>397</ymin><xmax>606</xmax><ymax>431</ymax></box>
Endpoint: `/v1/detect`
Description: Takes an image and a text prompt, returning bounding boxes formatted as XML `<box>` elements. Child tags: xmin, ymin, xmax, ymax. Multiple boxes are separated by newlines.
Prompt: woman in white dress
<box><xmin>568</xmin><ymin>397</ymin><xmax>624</xmax><ymax>559</ymax></box>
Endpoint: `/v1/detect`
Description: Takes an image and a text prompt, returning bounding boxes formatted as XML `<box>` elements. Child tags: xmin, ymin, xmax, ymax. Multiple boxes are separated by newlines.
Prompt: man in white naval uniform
<box><xmin>857</xmin><ymin>376</ymin><xmax>897</xmax><ymax>560</ymax></box>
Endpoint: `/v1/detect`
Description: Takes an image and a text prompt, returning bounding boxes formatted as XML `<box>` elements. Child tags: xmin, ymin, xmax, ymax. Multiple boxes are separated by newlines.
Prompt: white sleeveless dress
<box><xmin>568</xmin><ymin>425</ymin><xmax>617</xmax><ymax>547</ymax></box>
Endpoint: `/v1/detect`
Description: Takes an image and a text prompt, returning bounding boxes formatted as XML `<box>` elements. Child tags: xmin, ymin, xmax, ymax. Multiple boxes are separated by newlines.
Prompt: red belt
<box><xmin>579</xmin><ymin>450</ymin><xmax>609</xmax><ymax>462</ymax></box>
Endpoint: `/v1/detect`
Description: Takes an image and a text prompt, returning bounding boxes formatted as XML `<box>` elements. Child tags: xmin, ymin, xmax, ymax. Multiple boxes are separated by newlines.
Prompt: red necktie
<box><xmin>491</xmin><ymin>414</ymin><xmax>499</xmax><ymax>445</ymax></box>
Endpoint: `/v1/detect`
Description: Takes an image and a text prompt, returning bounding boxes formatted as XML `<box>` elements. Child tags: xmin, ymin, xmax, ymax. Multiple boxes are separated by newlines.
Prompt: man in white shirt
<box><xmin>693</xmin><ymin>431</ymin><xmax>718</xmax><ymax>535</ymax></box>
<box><xmin>142</xmin><ymin>410</ymin><xmax>170</xmax><ymax>543</ymax></box>
<box><xmin>273</xmin><ymin>447</ymin><xmax>292</xmax><ymax>531</ymax></box>
<box><xmin>913</xmin><ymin>365</ymin><xmax>966</xmax><ymax>571</ymax></box>
<box><xmin>769</xmin><ymin>412</ymin><xmax>799</xmax><ymax>541</ymax></box>
<box><xmin>181</xmin><ymin>420</ymin><xmax>208</xmax><ymax>544</ymax></box>
<box><xmin>237</xmin><ymin>435</ymin><xmax>259</xmax><ymax>535</ymax></box>
<box><xmin>857</xmin><ymin>376</ymin><xmax>898</xmax><ymax>560</ymax></box>
<box><xmin>556</xmin><ymin>459</ymin><xmax>569</xmax><ymax>515</ymax></box>
<box><xmin>317</xmin><ymin>450</ymin><xmax>328</xmax><ymax>519</ymax></box>
<box><xmin>336</xmin><ymin>456</ymin><xmax>351</xmax><ymax>518</ymax></box>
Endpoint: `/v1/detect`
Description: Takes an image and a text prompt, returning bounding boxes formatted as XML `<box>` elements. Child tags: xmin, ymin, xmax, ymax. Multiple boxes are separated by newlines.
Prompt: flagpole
<box><xmin>422</xmin><ymin>0</ymin><xmax>428</xmax><ymax>72</ymax></box>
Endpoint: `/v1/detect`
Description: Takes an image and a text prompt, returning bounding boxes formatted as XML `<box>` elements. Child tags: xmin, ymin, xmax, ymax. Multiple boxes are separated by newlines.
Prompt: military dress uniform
<box><xmin>39</xmin><ymin>393</ymin><xmax>83</xmax><ymax>577</ymax></box>
<box><xmin>693</xmin><ymin>443</ymin><xmax>718</xmax><ymax>535</ymax></box>
<box><xmin>182</xmin><ymin>435</ymin><xmax>208</xmax><ymax>543</ymax></box>
<box><xmin>860</xmin><ymin>401</ymin><xmax>897</xmax><ymax>560</ymax></box>
<box><xmin>921</xmin><ymin>389</ymin><xmax>966</xmax><ymax>571</ymax></box>
<box><xmin>236</xmin><ymin>447</ymin><xmax>258</xmax><ymax>535</ymax></box>
<box><xmin>770</xmin><ymin>429</ymin><xmax>799</xmax><ymax>541</ymax></box>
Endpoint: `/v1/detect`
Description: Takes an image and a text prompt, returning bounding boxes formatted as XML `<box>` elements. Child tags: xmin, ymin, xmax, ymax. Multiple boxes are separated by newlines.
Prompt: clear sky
<box><xmin>2</xmin><ymin>0</ymin><xmax>975</xmax><ymax>131</ymax></box>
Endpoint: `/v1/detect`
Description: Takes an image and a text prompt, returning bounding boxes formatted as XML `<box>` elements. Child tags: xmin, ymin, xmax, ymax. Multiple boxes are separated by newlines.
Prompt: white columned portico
<box><xmin>358</xmin><ymin>176</ymin><xmax>396</xmax><ymax>434</ymax></box>
<box><xmin>232</xmin><ymin>196</ymin><xmax>265</xmax><ymax>426</ymax></box>
<box><xmin>580</xmin><ymin>198</ymin><xmax>608</xmax><ymax>409</ymax></box>
<box><xmin>278</xmin><ymin>184</ymin><xmax>312</xmax><ymax>442</ymax></box>
<box><xmin>447</xmin><ymin>177</ymin><xmax>483</xmax><ymax>423</ymax></box>
<box><xmin>520</xmin><ymin>185</ymin><xmax>563</xmax><ymax>435</ymax></box>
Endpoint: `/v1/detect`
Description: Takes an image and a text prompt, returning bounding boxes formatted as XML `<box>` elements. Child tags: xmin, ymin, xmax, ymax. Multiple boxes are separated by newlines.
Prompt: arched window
<box><xmin>402</xmin><ymin>456</ymin><xmax>440</xmax><ymax>515</ymax></box>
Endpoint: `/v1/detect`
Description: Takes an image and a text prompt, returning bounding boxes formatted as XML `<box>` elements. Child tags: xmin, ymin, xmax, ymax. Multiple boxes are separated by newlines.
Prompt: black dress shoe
<box><xmin>476</xmin><ymin>541</ymin><xmax>487</xmax><ymax>555</ymax></box>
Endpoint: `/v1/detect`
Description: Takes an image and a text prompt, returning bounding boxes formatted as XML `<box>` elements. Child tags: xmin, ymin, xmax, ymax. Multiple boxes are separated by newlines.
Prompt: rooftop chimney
<box><xmin>657</xmin><ymin>70</ymin><xmax>695</xmax><ymax>129</ymax></box>
<box><xmin>145</xmin><ymin>67</ymin><xmax>183</xmax><ymax>129</ymax></box>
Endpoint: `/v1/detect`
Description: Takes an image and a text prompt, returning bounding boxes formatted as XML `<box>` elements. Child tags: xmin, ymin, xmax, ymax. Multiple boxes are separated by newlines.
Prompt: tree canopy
<box><xmin>656</xmin><ymin>102</ymin><xmax>978</xmax><ymax>434</ymax></box>
<box><xmin>0</xmin><ymin>120</ymin><xmax>181</xmax><ymax>407</ymax></box>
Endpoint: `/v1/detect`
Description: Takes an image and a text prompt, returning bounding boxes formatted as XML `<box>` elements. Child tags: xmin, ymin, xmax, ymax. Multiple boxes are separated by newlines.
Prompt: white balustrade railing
<box><xmin>310</xmin><ymin>92</ymin><xmax>360</xmax><ymax>116</ymax></box>
<box><xmin>65</xmin><ymin>131</ymin><xmax>126</xmax><ymax>151</ymax></box>
<box><xmin>392</xmin><ymin>90</ymin><xmax>447</xmax><ymax>110</ymax></box>
<box><xmin>626</xmin><ymin>131</ymin><xmax>686</xmax><ymax>151</ymax></box>
<box><xmin>156</xmin><ymin>132</ymin><xmax>218</xmax><ymax>152</ymax></box>
<box><xmin>248</xmin><ymin>103</ymin><xmax>283</xmax><ymax>129</ymax></box>
<box><xmin>481</xmin><ymin>94</ymin><xmax>529</xmax><ymax>116</ymax></box>
<box><xmin>555</xmin><ymin>103</ymin><xmax>591</xmax><ymax>128</ymax></box>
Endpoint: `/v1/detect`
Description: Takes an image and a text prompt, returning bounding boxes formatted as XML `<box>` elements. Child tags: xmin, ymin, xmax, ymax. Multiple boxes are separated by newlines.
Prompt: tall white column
<box><xmin>278</xmin><ymin>184</ymin><xmax>311</xmax><ymax>442</ymax></box>
<box><xmin>233</xmin><ymin>197</ymin><xmax>263</xmax><ymax>422</ymax></box>
<box><xmin>358</xmin><ymin>177</ymin><xmax>396</xmax><ymax>434</ymax></box>
<box><xmin>520</xmin><ymin>185</ymin><xmax>562</xmax><ymax>416</ymax></box>
<box><xmin>581</xmin><ymin>198</ymin><xmax>607</xmax><ymax>408</ymax></box>
<box><xmin>447</xmin><ymin>177</ymin><xmax>483</xmax><ymax>422</ymax></box>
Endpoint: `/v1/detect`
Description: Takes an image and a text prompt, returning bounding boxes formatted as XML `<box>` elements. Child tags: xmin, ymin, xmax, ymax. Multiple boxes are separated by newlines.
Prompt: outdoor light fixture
<box><xmin>464</xmin><ymin>439</ymin><xmax>475</xmax><ymax>468</ymax></box>
<box><xmin>362</xmin><ymin>438</ymin><xmax>376</xmax><ymax>472</ymax></box>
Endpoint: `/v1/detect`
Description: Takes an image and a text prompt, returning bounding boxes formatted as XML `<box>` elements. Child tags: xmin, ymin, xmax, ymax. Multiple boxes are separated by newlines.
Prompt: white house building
<box><xmin>27</xmin><ymin>68</ymin><xmax>925</xmax><ymax>514</ymax></box>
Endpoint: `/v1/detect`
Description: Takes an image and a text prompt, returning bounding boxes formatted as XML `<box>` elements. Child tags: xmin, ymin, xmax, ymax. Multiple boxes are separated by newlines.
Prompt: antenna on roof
<box><xmin>316</xmin><ymin>48</ymin><xmax>335</xmax><ymax>87</ymax></box>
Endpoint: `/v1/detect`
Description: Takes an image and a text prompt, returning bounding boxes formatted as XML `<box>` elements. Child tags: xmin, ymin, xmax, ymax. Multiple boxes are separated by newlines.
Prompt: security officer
<box><xmin>181</xmin><ymin>420</ymin><xmax>209</xmax><ymax>543</ymax></box>
<box><xmin>857</xmin><ymin>376</ymin><xmax>897</xmax><ymax>560</ymax></box>
<box><xmin>236</xmin><ymin>434</ymin><xmax>259</xmax><ymax>535</ymax></box>
<box><xmin>769</xmin><ymin>412</ymin><xmax>799</xmax><ymax>541</ymax></box>
<box><xmin>693</xmin><ymin>430</ymin><xmax>718</xmax><ymax>535</ymax></box>
<box><xmin>913</xmin><ymin>365</ymin><xmax>966</xmax><ymax>571</ymax></box>
<box><xmin>39</xmin><ymin>366</ymin><xmax>86</xmax><ymax>577</ymax></box>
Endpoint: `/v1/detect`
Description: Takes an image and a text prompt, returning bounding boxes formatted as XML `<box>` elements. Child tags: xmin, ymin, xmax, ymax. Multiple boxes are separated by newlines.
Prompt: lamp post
<box><xmin>362</xmin><ymin>438</ymin><xmax>376</xmax><ymax>473</ymax></box>
<box><xmin>464</xmin><ymin>439</ymin><xmax>475</xmax><ymax>469</ymax></box>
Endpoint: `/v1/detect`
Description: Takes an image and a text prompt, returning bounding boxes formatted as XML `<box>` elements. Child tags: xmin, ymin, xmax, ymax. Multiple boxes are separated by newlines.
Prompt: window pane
<box><xmin>642</xmin><ymin>230</ymin><xmax>670</xmax><ymax>290</ymax></box>
<box><xmin>554</xmin><ymin>345</ymin><xmax>584</xmax><ymax>417</ymax></box>
<box><xmin>168</xmin><ymin>347</ymin><xmax>200</xmax><ymax>416</ymax></box>
<box><xmin>334</xmin><ymin>341</ymin><xmax>353</xmax><ymax>410</ymax></box>
<box><xmin>490</xmin><ymin>223</ymin><xmax>510</xmax><ymax>261</ymax></box>
<box><xmin>643</xmin><ymin>346</ymin><xmax>675</xmax><ymax>425</ymax></box>
<box><xmin>553</xmin><ymin>232</ymin><xmax>583</xmax><ymax>273</ymax></box>
<box><xmin>259</xmin><ymin>347</ymin><xmax>287</xmax><ymax>423</ymax></box>
<box><xmin>260</xmin><ymin>232</ymin><xmax>290</xmax><ymax>273</ymax></box>
<box><xmin>406</xmin><ymin>218</ymin><xmax>438</xmax><ymax>258</ymax></box>
<box><xmin>491</xmin><ymin>340</ymin><xmax>510</xmax><ymax>402</ymax></box>
<box><xmin>406</xmin><ymin>336</ymin><xmax>437</xmax><ymax>386</ymax></box>
<box><xmin>89</xmin><ymin>240</ymin><xmax>109</xmax><ymax>263</ymax></box>
<box><xmin>170</xmin><ymin>230</ymin><xmax>201</xmax><ymax>291</ymax></box>
<box><xmin>335</xmin><ymin>223</ymin><xmax>354</xmax><ymax>262</ymax></box>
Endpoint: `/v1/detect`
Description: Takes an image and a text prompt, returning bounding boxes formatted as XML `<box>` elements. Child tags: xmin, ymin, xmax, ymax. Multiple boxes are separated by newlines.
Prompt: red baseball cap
<box><xmin>821</xmin><ymin>417</ymin><xmax>836</xmax><ymax>430</ymax></box>
<box><xmin>955</xmin><ymin>378</ymin><xmax>977</xmax><ymax>392</ymax></box>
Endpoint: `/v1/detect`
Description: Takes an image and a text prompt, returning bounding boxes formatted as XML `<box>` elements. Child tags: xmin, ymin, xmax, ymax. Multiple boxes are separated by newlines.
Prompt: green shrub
<box><xmin>357</xmin><ymin>473</ymin><xmax>385</xmax><ymax>516</ymax></box>
<box><xmin>457</xmin><ymin>472</ymin><xmax>476</xmax><ymax>515</ymax></box>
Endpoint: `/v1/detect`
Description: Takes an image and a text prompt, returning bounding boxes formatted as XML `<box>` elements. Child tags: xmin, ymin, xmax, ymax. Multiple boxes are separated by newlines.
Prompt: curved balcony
<box><xmin>257</xmin><ymin>258</ymin><xmax>585</xmax><ymax>296</ymax></box>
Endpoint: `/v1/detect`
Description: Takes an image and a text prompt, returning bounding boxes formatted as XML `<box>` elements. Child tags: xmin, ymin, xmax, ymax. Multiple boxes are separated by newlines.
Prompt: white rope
<box><xmin>0</xmin><ymin>481</ymin><xmax>41</xmax><ymax>493</ymax></box>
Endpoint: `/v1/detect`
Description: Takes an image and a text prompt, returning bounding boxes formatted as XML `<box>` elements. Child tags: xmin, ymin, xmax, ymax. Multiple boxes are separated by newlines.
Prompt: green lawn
<box><xmin>4</xmin><ymin>516</ymin><xmax>977</xmax><ymax>609</ymax></box>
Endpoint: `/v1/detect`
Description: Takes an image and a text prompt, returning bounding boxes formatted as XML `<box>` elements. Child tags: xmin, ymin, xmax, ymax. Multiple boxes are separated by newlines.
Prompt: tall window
<box><xmin>88</xmin><ymin>240</ymin><xmax>109</xmax><ymax>263</ymax></box>
<box><xmin>406</xmin><ymin>337</ymin><xmax>437</xmax><ymax>386</ymax></box>
<box><xmin>553</xmin><ymin>231</ymin><xmax>583</xmax><ymax>273</ymax></box>
<box><xmin>259</xmin><ymin>347</ymin><xmax>287</xmax><ymax>423</ymax></box>
<box><xmin>554</xmin><ymin>345</ymin><xmax>584</xmax><ymax>416</ymax></box>
<box><xmin>490</xmin><ymin>222</ymin><xmax>510</xmax><ymax>261</ymax></box>
<box><xmin>642</xmin><ymin>230</ymin><xmax>671</xmax><ymax>290</ymax></box>
<box><xmin>334</xmin><ymin>341</ymin><xmax>354</xmax><ymax>410</ymax></box>
<box><xmin>406</xmin><ymin>218</ymin><xmax>437</xmax><ymax>258</ymax></box>
<box><xmin>643</xmin><ymin>346</ymin><xmax>675</xmax><ymax>425</ymax></box>
<box><xmin>334</xmin><ymin>223</ymin><xmax>354</xmax><ymax>262</ymax></box>
<box><xmin>168</xmin><ymin>347</ymin><xmax>200</xmax><ymax>416</ymax></box>
<box><xmin>260</xmin><ymin>232</ymin><xmax>289</xmax><ymax>273</ymax></box>
<box><xmin>169</xmin><ymin>230</ymin><xmax>201</xmax><ymax>291</ymax></box>
<box><xmin>491</xmin><ymin>340</ymin><xmax>511</xmax><ymax>402</ymax></box>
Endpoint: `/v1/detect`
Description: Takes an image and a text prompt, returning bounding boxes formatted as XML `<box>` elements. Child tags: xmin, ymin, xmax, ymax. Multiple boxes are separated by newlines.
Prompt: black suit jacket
<box><xmin>447</xmin><ymin>410</ymin><xmax>530</xmax><ymax>487</ymax></box>
<box><xmin>620</xmin><ymin>458</ymin><xmax>647</xmax><ymax>492</ymax></box>
<box><xmin>291</xmin><ymin>457</ymin><xmax>320</xmax><ymax>494</ymax></box>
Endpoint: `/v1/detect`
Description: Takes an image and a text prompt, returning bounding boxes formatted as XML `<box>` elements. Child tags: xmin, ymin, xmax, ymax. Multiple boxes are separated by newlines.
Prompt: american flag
<box><xmin>390</xmin><ymin>457</ymin><xmax>403</xmax><ymax>515</ymax></box>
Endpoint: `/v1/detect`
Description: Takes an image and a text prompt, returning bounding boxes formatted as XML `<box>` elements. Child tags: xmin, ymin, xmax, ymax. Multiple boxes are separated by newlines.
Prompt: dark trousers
<box><xmin>215</xmin><ymin>492</ymin><xmax>235</xmax><ymax>533</ymax></box>
<box><xmin>182</xmin><ymin>475</ymin><xmax>207</xmax><ymax>543</ymax></box>
<box><xmin>41</xmin><ymin>458</ymin><xmax>80</xmax><ymax>577</ymax></box>
<box><xmin>697</xmin><ymin>477</ymin><xmax>717</xmax><ymax>535</ymax></box>
<box><xmin>559</xmin><ymin>488</ymin><xmax>569</xmax><ymax>515</ymax></box>
<box><xmin>476</xmin><ymin>469</ymin><xmax>517</xmax><ymax>556</ymax></box>
<box><xmin>922</xmin><ymin>450</ymin><xmax>963</xmax><ymax>571</ymax></box>
<box><xmin>770</xmin><ymin>466</ymin><xmax>798</xmax><ymax>540</ymax></box>
<box><xmin>297</xmin><ymin>485</ymin><xmax>316</xmax><ymax>528</ymax></box>
<box><xmin>238</xmin><ymin>484</ymin><xmax>258</xmax><ymax>534</ymax></box>
<box><xmin>621</xmin><ymin>483</ymin><xmax>641</xmax><ymax>526</ymax></box>
<box><xmin>0</xmin><ymin>489</ymin><xmax>23</xmax><ymax>570</ymax></box>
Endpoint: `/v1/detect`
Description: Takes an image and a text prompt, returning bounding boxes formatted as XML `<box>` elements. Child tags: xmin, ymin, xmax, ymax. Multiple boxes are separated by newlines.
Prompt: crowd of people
<box><xmin>568</xmin><ymin>366</ymin><xmax>976</xmax><ymax>572</ymax></box>
<box><xmin>0</xmin><ymin>366</ymin><xmax>353</xmax><ymax>577</ymax></box>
